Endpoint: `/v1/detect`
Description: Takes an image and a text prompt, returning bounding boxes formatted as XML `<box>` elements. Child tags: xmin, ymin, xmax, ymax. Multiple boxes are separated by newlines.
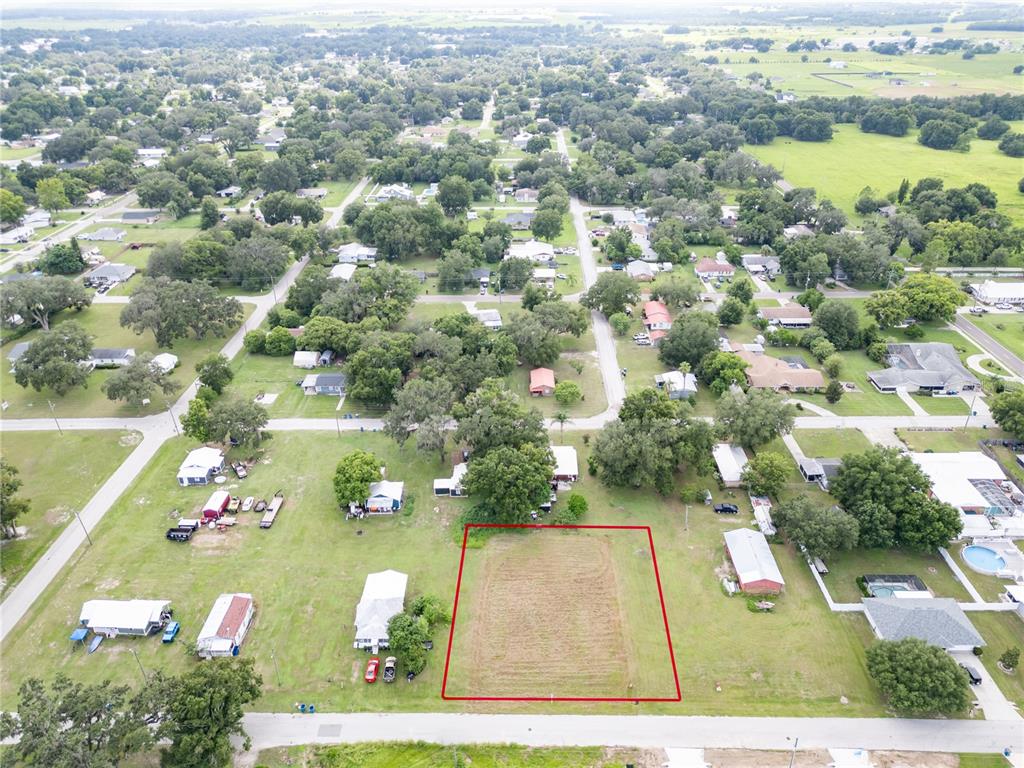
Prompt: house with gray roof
<box><xmin>502</xmin><ymin>211</ymin><xmax>535</xmax><ymax>230</ymax></box>
<box><xmin>862</xmin><ymin>597</ymin><xmax>983</xmax><ymax>651</ymax></box>
<box><xmin>741</xmin><ymin>254</ymin><xmax>781</xmax><ymax>278</ymax></box>
<box><xmin>867</xmin><ymin>343</ymin><xmax>979</xmax><ymax>395</ymax></box>
<box><xmin>89</xmin><ymin>348</ymin><xmax>136</xmax><ymax>368</ymax></box>
<box><xmin>121</xmin><ymin>210</ymin><xmax>160</xmax><ymax>224</ymax></box>
<box><xmin>79</xmin><ymin>228</ymin><xmax>126</xmax><ymax>242</ymax></box>
<box><xmin>84</xmin><ymin>263</ymin><xmax>136</xmax><ymax>288</ymax></box>
<box><xmin>301</xmin><ymin>372</ymin><xmax>346</xmax><ymax>396</ymax></box>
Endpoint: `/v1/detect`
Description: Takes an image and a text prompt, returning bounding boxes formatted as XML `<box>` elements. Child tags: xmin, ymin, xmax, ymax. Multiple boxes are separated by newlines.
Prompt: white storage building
<box><xmin>713</xmin><ymin>443</ymin><xmax>749</xmax><ymax>488</ymax></box>
<box><xmin>79</xmin><ymin>599</ymin><xmax>171</xmax><ymax>637</ymax></box>
<box><xmin>196</xmin><ymin>593</ymin><xmax>255</xmax><ymax>658</ymax></box>
<box><xmin>176</xmin><ymin>447</ymin><xmax>225</xmax><ymax>487</ymax></box>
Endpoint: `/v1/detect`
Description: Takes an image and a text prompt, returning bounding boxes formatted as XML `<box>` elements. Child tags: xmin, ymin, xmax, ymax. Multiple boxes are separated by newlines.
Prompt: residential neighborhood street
<box><xmin>239</xmin><ymin>712</ymin><xmax>1024</xmax><ymax>756</ymax></box>
<box><xmin>955</xmin><ymin>314</ymin><xmax>1024</xmax><ymax>378</ymax></box>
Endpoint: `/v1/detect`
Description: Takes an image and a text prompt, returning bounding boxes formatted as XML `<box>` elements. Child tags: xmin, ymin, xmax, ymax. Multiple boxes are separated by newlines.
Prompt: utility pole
<box><xmin>166</xmin><ymin>401</ymin><xmax>181</xmax><ymax>437</ymax></box>
<box><xmin>47</xmin><ymin>399</ymin><xmax>63</xmax><ymax>434</ymax></box>
<box><xmin>685</xmin><ymin>504</ymin><xmax>690</xmax><ymax>531</ymax></box>
<box><xmin>787</xmin><ymin>736</ymin><xmax>799</xmax><ymax>768</ymax></box>
<box><xmin>130</xmin><ymin>648</ymin><xmax>147</xmax><ymax>682</ymax></box>
<box><xmin>74</xmin><ymin>510</ymin><xmax>93</xmax><ymax>546</ymax></box>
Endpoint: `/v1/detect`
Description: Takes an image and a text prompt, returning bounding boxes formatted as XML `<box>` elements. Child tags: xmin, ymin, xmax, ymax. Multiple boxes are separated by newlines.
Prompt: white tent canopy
<box><xmin>353</xmin><ymin>570</ymin><xmax>407</xmax><ymax>650</ymax></box>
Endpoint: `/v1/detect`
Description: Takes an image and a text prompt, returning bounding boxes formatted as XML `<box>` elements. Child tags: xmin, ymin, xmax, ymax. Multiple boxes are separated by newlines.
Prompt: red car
<box><xmin>364</xmin><ymin>656</ymin><xmax>380</xmax><ymax>683</ymax></box>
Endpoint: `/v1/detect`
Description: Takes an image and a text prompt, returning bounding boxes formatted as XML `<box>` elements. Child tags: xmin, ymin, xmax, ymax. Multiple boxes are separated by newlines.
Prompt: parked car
<box><xmin>162</xmin><ymin>621</ymin><xmax>180</xmax><ymax>643</ymax></box>
<box><xmin>996</xmin><ymin>303</ymin><xmax>1013</xmax><ymax>310</ymax></box>
<box><xmin>960</xmin><ymin>663</ymin><xmax>982</xmax><ymax>685</ymax></box>
<box><xmin>611</xmin><ymin>262</ymin><xmax>624</xmax><ymax>271</ymax></box>
<box><xmin>714</xmin><ymin>503</ymin><xmax>739</xmax><ymax>515</ymax></box>
<box><xmin>232</xmin><ymin>461</ymin><xmax>248</xmax><ymax>479</ymax></box>
<box><xmin>241</xmin><ymin>496</ymin><xmax>255</xmax><ymax>511</ymax></box>
<box><xmin>129</xmin><ymin>242</ymin><xmax>143</xmax><ymax>250</ymax></box>
<box><xmin>382</xmin><ymin>656</ymin><xmax>396</xmax><ymax>683</ymax></box>
<box><xmin>969</xmin><ymin>306</ymin><xmax>987</xmax><ymax>315</ymax></box>
<box><xmin>556</xmin><ymin>273</ymin><xmax>568</xmax><ymax>280</ymax></box>
<box><xmin>364</xmin><ymin>656</ymin><xmax>380</xmax><ymax>683</ymax></box>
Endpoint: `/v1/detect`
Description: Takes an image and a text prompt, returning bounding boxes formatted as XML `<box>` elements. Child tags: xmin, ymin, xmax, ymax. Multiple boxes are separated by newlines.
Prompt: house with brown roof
<box><xmin>759</xmin><ymin>304</ymin><xmax>813</xmax><ymax>328</ymax></box>
<box><xmin>735</xmin><ymin>350</ymin><xmax>824</xmax><ymax>391</ymax></box>
<box><xmin>529</xmin><ymin>367</ymin><xmax>555</xmax><ymax>396</ymax></box>
<box><xmin>694</xmin><ymin>259</ymin><xmax>735</xmax><ymax>279</ymax></box>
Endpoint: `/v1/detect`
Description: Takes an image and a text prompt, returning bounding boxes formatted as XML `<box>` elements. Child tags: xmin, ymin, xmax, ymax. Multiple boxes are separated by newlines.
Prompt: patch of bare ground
<box><xmin>705</xmin><ymin>749</ymin><xmax>833</xmax><ymax>767</ymax></box>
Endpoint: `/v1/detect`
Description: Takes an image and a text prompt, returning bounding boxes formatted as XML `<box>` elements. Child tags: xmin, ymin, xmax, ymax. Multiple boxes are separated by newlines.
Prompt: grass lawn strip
<box><xmin>0</xmin><ymin>431</ymin><xmax>139</xmax><ymax>596</ymax></box>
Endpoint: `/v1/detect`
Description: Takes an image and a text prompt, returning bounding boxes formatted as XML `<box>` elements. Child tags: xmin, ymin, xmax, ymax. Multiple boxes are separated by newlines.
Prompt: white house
<box><xmin>85</xmin><ymin>190</ymin><xmax>108</xmax><ymax>206</ymax></box>
<box><xmin>216</xmin><ymin>185</ymin><xmax>242</xmax><ymax>198</ymax></box>
<box><xmin>79</xmin><ymin>228</ymin><xmax>126</xmax><ymax>242</ymax></box>
<box><xmin>473</xmin><ymin>308</ymin><xmax>503</xmax><ymax>329</ymax></box>
<box><xmin>335</xmin><ymin>242</ymin><xmax>377</xmax><ymax>264</ymax></box>
<box><xmin>654</xmin><ymin>370</ymin><xmax>698</xmax><ymax>399</ymax></box>
<box><xmin>551</xmin><ymin>445</ymin><xmax>579</xmax><ymax>483</ymax></box>
<box><xmin>196</xmin><ymin>593</ymin><xmax>255</xmax><ymax>658</ymax></box>
<box><xmin>371</xmin><ymin>184</ymin><xmax>415</xmax><ymax>202</ymax></box>
<box><xmin>79</xmin><ymin>599</ymin><xmax>171</xmax><ymax>638</ymax></box>
<box><xmin>434</xmin><ymin>462</ymin><xmax>468</xmax><ymax>496</ymax></box>
<box><xmin>532</xmin><ymin>267</ymin><xmax>556</xmax><ymax>289</ymax></box>
<box><xmin>367</xmin><ymin>480</ymin><xmax>404</xmax><ymax>513</ymax></box>
<box><xmin>136</xmin><ymin>147</ymin><xmax>166</xmax><ymax>161</ymax></box>
<box><xmin>971</xmin><ymin>280</ymin><xmax>1024</xmax><ymax>306</ymax></box>
<box><xmin>626</xmin><ymin>260</ymin><xmax>656</xmax><ymax>281</ymax></box>
<box><xmin>353</xmin><ymin>569</ymin><xmax>408</xmax><ymax>651</ymax></box>
<box><xmin>511</xmin><ymin>132</ymin><xmax>533</xmax><ymax>150</ymax></box>
<box><xmin>506</xmin><ymin>239</ymin><xmax>555</xmax><ymax>263</ymax></box>
<box><xmin>89</xmin><ymin>348</ymin><xmax>135</xmax><ymax>368</ymax></box>
<box><xmin>177</xmin><ymin>447</ymin><xmax>225</xmax><ymax>487</ymax></box>
<box><xmin>713</xmin><ymin>443</ymin><xmax>748</xmax><ymax>488</ymax></box>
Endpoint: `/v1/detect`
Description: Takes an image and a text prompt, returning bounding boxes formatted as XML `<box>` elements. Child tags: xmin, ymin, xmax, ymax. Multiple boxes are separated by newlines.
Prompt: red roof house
<box><xmin>643</xmin><ymin>300</ymin><xmax>672</xmax><ymax>330</ymax></box>
<box><xmin>529</xmin><ymin>367</ymin><xmax>555</xmax><ymax>396</ymax></box>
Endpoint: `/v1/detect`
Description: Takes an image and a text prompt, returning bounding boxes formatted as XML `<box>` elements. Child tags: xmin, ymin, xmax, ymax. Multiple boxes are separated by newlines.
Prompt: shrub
<box><xmin>825</xmin><ymin>379</ymin><xmax>844</xmax><ymax>403</ymax></box>
<box><xmin>903</xmin><ymin>324</ymin><xmax>925</xmax><ymax>340</ymax></box>
<box><xmin>243</xmin><ymin>330</ymin><xmax>266</xmax><ymax>354</ymax></box>
<box><xmin>264</xmin><ymin>326</ymin><xmax>296</xmax><ymax>356</ymax></box>
<box><xmin>1000</xmin><ymin>647</ymin><xmax>1020</xmax><ymax>671</ymax></box>
<box><xmin>867</xmin><ymin>341</ymin><xmax>889</xmax><ymax>364</ymax></box>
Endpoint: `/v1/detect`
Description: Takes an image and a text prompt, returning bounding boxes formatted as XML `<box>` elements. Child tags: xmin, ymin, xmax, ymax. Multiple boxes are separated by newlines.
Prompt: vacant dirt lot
<box><xmin>444</xmin><ymin>528</ymin><xmax>677</xmax><ymax>699</ymax></box>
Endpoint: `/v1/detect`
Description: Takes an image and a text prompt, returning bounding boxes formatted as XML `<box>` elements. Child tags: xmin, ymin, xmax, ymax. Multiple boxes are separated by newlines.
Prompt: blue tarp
<box><xmin>70</xmin><ymin>627</ymin><xmax>88</xmax><ymax>642</ymax></box>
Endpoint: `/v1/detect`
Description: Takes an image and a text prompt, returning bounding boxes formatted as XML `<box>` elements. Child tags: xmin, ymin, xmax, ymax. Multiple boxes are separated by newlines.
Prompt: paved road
<box><xmin>0</xmin><ymin>258</ymin><xmax>310</xmax><ymax>642</ymax></box>
<box><xmin>479</xmin><ymin>94</ymin><xmax>495</xmax><ymax>132</ymax></box>
<box><xmin>955</xmin><ymin>315</ymin><xmax>1024</xmax><ymax>377</ymax></box>
<box><xmin>1</xmin><ymin>192</ymin><xmax>138</xmax><ymax>272</ymax></box>
<box><xmin>571</xmin><ymin>197</ymin><xmax>625</xmax><ymax>411</ymax></box>
<box><xmin>239</xmin><ymin>712</ymin><xmax>1023</xmax><ymax>755</ymax></box>
<box><xmin>325</xmin><ymin>177</ymin><xmax>370</xmax><ymax>228</ymax></box>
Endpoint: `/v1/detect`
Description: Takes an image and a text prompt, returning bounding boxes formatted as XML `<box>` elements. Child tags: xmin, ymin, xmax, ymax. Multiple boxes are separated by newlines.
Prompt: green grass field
<box><xmin>820</xmin><ymin>548</ymin><xmax>973</xmax><ymax>603</ymax></box>
<box><xmin>0</xmin><ymin>430</ymin><xmax>884</xmax><ymax>716</ymax></box>
<box><xmin>792</xmin><ymin>428</ymin><xmax>873</xmax><ymax>458</ymax></box>
<box><xmin>896</xmin><ymin>428</ymin><xmax>1010</xmax><ymax>453</ymax></box>
<box><xmin>746</xmin><ymin>123</ymin><xmax>1024</xmax><ymax>223</ymax></box>
<box><xmin>257</xmin><ymin>744</ymin><xmax>646</xmax><ymax>768</ymax></box>
<box><xmin>967</xmin><ymin>315</ymin><xmax>1024</xmax><ymax>360</ymax></box>
<box><xmin>0</xmin><ymin>430</ymin><xmax>139</xmax><ymax>595</ymax></box>
<box><xmin>969</xmin><ymin>612</ymin><xmax>1024</xmax><ymax>710</ymax></box>
<box><xmin>0</xmin><ymin>303</ymin><xmax>252</xmax><ymax>419</ymax></box>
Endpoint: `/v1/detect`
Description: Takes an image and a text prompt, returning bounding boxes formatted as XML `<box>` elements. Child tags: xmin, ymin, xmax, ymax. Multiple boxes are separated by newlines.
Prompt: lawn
<box><xmin>0</xmin><ymin>430</ymin><xmax>885</xmax><ymax>716</ymax></box>
<box><xmin>896</xmin><ymin>428</ymin><xmax>1011</xmax><ymax>453</ymax></box>
<box><xmin>0</xmin><ymin>303</ymin><xmax>253</xmax><ymax>419</ymax></box>
<box><xmin>443</xmin><ymin>527</ymin><xmax>677</xmax><ymax>699</ymax></box>
<box><xmin>911</xmin><ymin>393</ymin><xmax>972</xmax><ymax>416</ymax></box>
<box><xmin>746</xmin><ymin>123</ymin><xmax>1024</xmax><ymax>223</ymax></box>
<box><xmin>320</xmin><ymin>179</ymin><xmax>359</xmax><ymax>208</ymax></box>
<box><xmin>966</xmin><ymin>315</ymin><xmax>1024</xmax><ymax>360</ymax></box>
<box><xmin>257</xmin><ymin>744</ymin><xmax>649</xmax><ymax>768</ymax></box>
<box><xmin>797</xmin><ymin>349</ymin><xmax>913</xmax><ymax>417</ymax></box>
<box><xmin>968</xmin><ymin>612</ymin><xmax>1024</xmax><ymax>710</ymax></box>
<box><xmin>227</xmin><ymin>352</ymin><xmax>363</xmax><ymax>418</ymax></box>
<box><xmin>0</xmin><ymin>430</ymin><xmax>139</xmax><ymax>595</ymax></box>
<box><xmin>0</xmin><ymin>145</ymin><xmax>42</xmax><ymax>162</ymax></box>
<box><xmin>820</xmin><ymin>548</ymin><xmax>973</xmax><ymax>603</ymax></box>
<box><xmin>792</xmin><ymin>428</ymin><xmax>872</xmax><ymax>458</ymax></box>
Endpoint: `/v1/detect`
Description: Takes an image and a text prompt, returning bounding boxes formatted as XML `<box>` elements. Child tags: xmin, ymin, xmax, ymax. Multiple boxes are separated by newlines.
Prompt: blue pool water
<box><xmin>963</xmin><ymin>545</ymin><xmax>1007</xmax><ymax>574</ymax></box>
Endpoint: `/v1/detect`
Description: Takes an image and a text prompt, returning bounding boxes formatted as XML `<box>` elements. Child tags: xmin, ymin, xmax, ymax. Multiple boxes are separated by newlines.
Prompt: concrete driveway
<box><xmin>950</xmin><ymin>650</ymin><xmax>1022</xmax><ymax>722</ymax></box>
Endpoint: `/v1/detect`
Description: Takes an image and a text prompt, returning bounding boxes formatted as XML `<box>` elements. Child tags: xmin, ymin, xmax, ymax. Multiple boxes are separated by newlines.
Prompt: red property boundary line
<box><xmin>440</xmin><ymin>523</ymin><xmax>682</xmax><ymax>702</ymax></box>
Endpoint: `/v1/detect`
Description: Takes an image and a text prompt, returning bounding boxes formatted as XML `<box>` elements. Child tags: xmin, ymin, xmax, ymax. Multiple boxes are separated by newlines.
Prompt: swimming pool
<box><xmin>962</xmin><ymin>545</ymin><xmax>1007</xmax><ymax>575</ymax></box>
